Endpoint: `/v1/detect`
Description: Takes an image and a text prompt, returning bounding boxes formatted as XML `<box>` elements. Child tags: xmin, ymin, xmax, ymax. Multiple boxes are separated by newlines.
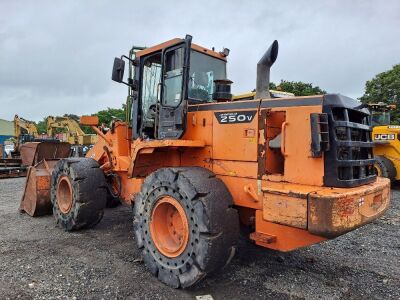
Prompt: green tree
<box><xmin>79</xmin><ymin>106</ymin><xmax>126</xmax><ymax>134</ymax></box>
<box><xmin>360</xmin><ymin>64</ymin><xmax>400</xmax><ymax>104</ymax></box>
<box><xmin>269</xmin><ymin>82</ymin><xmax>277</xmax><ymax>90</ymax></box>
<box><xmin>94</xmin><ymin>107</ymin><xmax>125</xmax><ymax>125</ymax></box>
<box><xmin>36</xmin><ymin>118</ymin><xmax>47</xmax><ymax>135</ymax></box>
<box><xmin>274</xmin><ymin>80</ymin><xmax>326</xmax><ymax>96</ymax></box>
<box><xmin>254</xmin><ymin>81</ymin><xmax>325</xmax><ymax>96</ymax></box>
<box><xmin>360</xmin><ymin>64</ymin><xmax>400</xmax><ymax>123</ymax></box>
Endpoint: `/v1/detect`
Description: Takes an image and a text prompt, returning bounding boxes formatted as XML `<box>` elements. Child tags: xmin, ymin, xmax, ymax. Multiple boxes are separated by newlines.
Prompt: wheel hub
<box><xmin>57</xmin><ymin>175</ymin><xmax>73</xmax><ymax>214</ymax></box>
<box><xmin>150</xmin><ymin>196</ymin><xmax>189</xmax><ymax>258</ymax></box>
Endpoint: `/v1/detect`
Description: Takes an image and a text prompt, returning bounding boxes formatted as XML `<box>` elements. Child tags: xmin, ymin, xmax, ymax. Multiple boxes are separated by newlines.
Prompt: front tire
<box><xmin>374</xmin><ymin>155</ymin><xmax>396</xmax><ymax>182</ymax></box>
<box><xmin>51</xmin><ymin>158</ymin><xmax>107</xmax><ymax>231</ymax></box>
<box><xmin>133</xmin><ymin>167</ymin><xmax>239</xmax><ymax>288</ymax></box>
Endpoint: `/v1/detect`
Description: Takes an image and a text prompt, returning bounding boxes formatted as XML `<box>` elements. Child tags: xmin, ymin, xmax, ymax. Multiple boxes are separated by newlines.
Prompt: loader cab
<box><xmin>112</xmin><ymin>35</ymin><xmax>228</xmax><ymax>140</ymax></box>
<box><xmin>368</xmin><ymin>103</ymin><xmax>395</xmax><ymax>126</ymax></box>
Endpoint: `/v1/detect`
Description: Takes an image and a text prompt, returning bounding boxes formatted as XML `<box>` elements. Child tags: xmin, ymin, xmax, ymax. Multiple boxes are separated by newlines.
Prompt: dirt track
<box><xmin>0</xmin><ymin>177</ymin><xmax>399</xmax><ymax>300</ymax></box>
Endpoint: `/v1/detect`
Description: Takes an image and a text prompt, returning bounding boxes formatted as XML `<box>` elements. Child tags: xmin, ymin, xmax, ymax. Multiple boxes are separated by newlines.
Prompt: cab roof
<box><xmin>135</xmin><ymin>38</ymin><xmax>227</xmax><ymax>61</ymax></box>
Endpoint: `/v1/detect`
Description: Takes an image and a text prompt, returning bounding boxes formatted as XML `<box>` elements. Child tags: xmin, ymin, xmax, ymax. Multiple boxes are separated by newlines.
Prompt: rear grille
<box><xmin>323</xmin><ymin>95</ymin><xmax>376</xmax><ymax>187</ymax></box>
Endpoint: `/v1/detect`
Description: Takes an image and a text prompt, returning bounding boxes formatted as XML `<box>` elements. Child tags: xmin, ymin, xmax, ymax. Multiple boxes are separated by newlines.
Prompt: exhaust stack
<box><xmin>255</xmin><ymin>40</ymin><xmax>279</xmax><ymax>99</ymax></box>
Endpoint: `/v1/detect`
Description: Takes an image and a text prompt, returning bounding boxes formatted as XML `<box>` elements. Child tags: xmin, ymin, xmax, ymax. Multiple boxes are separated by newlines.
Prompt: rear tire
<box><xmin>51</xmin><ymin>158</ymin><xmax>107</xmax><ymax>231</ymax></box>
<box><xmin>374</xmin><ymin>155</ymin><xmax>396</xmax><ymax>182</ymax></box>
<box><xmin>133</xmin><ymin>167</ymin><xmax>239</xmax><ymax>288</ymax></box>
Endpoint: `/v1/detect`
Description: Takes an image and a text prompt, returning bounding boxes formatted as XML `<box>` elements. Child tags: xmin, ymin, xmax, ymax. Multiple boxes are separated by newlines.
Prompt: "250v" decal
<box><xmin>214</xmin><ymin>111</ymin><xmax>257</xmax><ymax>124</ymax></box>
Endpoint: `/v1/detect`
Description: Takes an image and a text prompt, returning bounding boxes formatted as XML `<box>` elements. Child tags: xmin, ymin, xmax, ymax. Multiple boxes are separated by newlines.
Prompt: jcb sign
<box><xmin>374</xmin><ymin>134</ymin><xmax>395</xmax><ymax>140</ymax></box>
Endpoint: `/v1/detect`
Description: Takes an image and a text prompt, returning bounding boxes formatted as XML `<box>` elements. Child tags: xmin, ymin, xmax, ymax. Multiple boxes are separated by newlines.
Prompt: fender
<box><xmin>127</xmin><ymin>139</ymin><xmax>205</xmax><ymax>178</ymax></box>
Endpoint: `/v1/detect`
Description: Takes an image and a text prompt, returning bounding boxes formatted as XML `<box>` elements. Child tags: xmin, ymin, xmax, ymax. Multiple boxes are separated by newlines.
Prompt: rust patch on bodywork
<box><xmin>20</xmin><ymin>142</ymin><xmax>70</xmax><ymax>166</ymax></box>
<box><xmin>19</xmin><ymin>159</ymin><xmax>59</xmax><ymax>217</ymax></box>
<box><xmin>308</xmin><ymin>177</ymin><xmax>390</xmax><ymax>238</ymax></box>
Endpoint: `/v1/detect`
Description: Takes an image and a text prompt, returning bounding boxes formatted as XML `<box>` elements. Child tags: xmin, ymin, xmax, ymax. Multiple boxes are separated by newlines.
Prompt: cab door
<box><xmin>156</xmin><ymin>35</ymin><xmax>192</xmax><ymax>139</ymax></box>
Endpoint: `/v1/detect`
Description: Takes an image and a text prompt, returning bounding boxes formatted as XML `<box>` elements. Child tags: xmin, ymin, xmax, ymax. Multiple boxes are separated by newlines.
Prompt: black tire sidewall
<box><xmin>375</xmin><ymin>156</ymin><xmax>396</xmax><ymax>181</ymax></box>
<box><xmin>51</xmin><ymin>158</ymin><xmax>107</xmax><ymax>231</ymax></box>
<box><xmin>51</xmin><ymin>163</ymin><xmax>80</xmax><ymax>230</ymax></box>
<box><xmin>139</xmin><ymin>184</ymin><xmax>201</xmax><ymax>274</ymax></box>
<box><xmin>133</xmin><ymin>167</ymin><xmax>239</xmax><ymax>288</ymax></box>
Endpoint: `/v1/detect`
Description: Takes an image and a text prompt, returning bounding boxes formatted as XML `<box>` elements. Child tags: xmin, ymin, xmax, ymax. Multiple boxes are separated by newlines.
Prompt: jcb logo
<box><xmin>374</xmin><ymin>134</ymin><xmax>395</xmax><ymax>140</ymax></box>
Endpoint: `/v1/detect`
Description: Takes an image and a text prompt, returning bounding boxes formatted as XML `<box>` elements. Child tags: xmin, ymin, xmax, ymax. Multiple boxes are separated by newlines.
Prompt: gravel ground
<box><xmin>0</xmin><ymin>177</ymin><xmax>399</xmax><ymax>300</ymax></box>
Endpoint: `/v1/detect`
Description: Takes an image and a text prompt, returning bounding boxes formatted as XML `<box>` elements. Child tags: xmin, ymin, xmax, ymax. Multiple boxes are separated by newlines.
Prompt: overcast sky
<box><xmin>1</xmin><ymin>0</ymin><xmax>399</xmax><ymax>122</ymax></box>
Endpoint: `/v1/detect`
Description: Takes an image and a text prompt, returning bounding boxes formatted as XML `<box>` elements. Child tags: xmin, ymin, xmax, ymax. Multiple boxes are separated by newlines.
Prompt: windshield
<box><xmin>371</xmin><ymin>110</ymin><xmax>391</xmax><ymax>126</ymax></box>
<box><xmin>372</xmin><ymin>111</ymin><xmax>390</xmax><ymax>126</ymax></box>
<box><xmin>188</xmin><ymin>50</ymin><xmax>227</xmax><ymax>102</ymax></box>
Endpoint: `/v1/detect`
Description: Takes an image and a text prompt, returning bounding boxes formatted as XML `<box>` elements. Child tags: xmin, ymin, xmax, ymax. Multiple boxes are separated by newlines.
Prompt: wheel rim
<box><xmin>374</xmin><ymin>164</ymin><xmax>382</xmax><ymax>177</ymax></box>
<box><xmin>150</xmin><ymin>196</ymin><xmax>189</xmax><ymax>258</ymax></box>
<box><xmin>57</xmin><ymin>175</ymin><xmax>73</xmax><ymax>214</ymax></box>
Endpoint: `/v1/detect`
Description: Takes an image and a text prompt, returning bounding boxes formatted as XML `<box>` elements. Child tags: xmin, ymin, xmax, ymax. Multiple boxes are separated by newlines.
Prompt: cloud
<box><xmin>0</xmin><ymin>0</ymin><xmax>399</xmax><ymax>121</ymax></box>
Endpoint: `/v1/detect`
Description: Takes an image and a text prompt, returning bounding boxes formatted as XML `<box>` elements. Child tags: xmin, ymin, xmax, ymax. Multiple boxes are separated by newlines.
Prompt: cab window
<box><xmin>163</xmin><ymin>47</ymin><xmax>184</xmax><ymax>107</ymax></box>
<box><xmin>188</xmin><ymin>50</ymin><xmax>227</xmax><ymax>103</ymax></box>
<box><xmin>371</xmin><ymin>111</ymin><xmax>391</xmax><ymax>126</ymax></box>
<box><xmin>141</xmin><ymin>52</ymin><xmax>161</xmax><ymax>134</ymax></box>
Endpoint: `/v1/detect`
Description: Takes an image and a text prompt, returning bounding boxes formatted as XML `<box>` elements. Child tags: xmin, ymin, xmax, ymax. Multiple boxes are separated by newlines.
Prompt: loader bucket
<box><xmin>20</xmin><ymin>141</ymin><xmax>71</xmax><ymax>166</ymax></box>
<box><xmin>19</xmin><ymin>159</ymin><xmax>60</xmax><ymax>216</ymax></box>
<box><xmin>19</xmin><ymin>142</ymin><xmax>71</xmax><ymax>217</ymax></box>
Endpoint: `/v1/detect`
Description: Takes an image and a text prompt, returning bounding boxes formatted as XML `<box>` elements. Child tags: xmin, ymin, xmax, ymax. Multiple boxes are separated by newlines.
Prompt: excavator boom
<box><xmin>13</xmin><ymin>115</ymin><xmax>39</xmax><ymax>152</ymax></box>
<box><xmin>46</xmin><ymin>116</ymin><xmax>97</xmax><ymax>145</ymax></box>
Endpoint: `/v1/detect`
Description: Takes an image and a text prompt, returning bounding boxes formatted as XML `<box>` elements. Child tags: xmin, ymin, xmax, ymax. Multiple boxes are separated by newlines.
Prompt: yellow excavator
<box><xmin>13</xmin><ymin>114</ymin><xmax>39</xmax><ymax>153</ymax></box>
<box><xmin>3</xmin><ymin>115</ymin><xmax>67</xmax><ymax>178</ymax></box>
<box><xmin>0</xmin><ymin>115</ymin><xmax>38</xmax><ymax>177</ymax></box>
<box><xmin>369</xmin><ymin>102</ymin><xmax>400</xmax><ymax>181</ymax></box>
<box><xmin>46</xmin><ymin>116</ymin><xmax>97</xmax><ymax>156</ymax></box>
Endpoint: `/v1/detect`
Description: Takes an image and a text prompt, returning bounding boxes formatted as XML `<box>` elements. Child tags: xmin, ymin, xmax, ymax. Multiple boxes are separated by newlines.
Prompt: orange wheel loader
<box><xmin>19</xmin><ymin>35</ymin><xmax>390</xmax><ymax>288</ymax></box>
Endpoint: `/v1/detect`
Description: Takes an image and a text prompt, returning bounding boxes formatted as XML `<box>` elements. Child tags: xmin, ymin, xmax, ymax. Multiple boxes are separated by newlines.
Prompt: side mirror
<box><xmin>112</xmin><ymin>57</ymin><xmax>125</xmax><ymax>83</ymax></box>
